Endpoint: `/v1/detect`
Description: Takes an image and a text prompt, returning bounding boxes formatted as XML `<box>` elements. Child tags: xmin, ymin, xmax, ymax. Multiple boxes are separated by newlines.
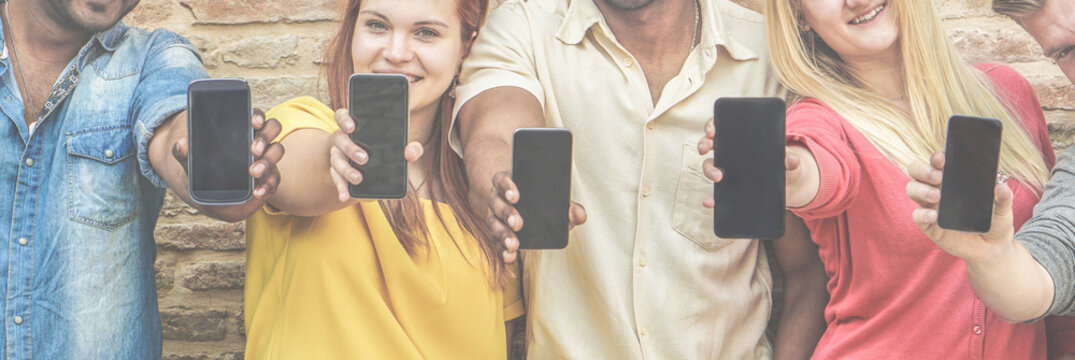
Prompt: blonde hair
<box><xmin>765</xmin><ymin>0</ymin><xmax>1049</xmax><ymax>192</ymax></box>
<box><xmin>993</xmin><ymin>0</ymin><xmax>1046</xmax><ymax>17</ymax></box>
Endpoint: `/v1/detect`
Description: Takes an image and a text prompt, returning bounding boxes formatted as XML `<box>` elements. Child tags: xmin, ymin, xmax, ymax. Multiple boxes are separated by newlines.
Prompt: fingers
<box><xmin>702</xmin><ymin>158</ymin><xmax>724</xmax><ymax>183</ymax></box>
<box><xmin>905</xmin><ymin>180</ymin><xmax>941</xmax><ymax>208</ymax></box>
<box><xmin>335</xmin><ymin>109</ymin><xmax>356</xmax><ymax>134</ymax></box>
<box><xmin>697</xmin><ymin>117</ymin><xmax>715</xmax><ymax>155</ymax></box>
<box><xmin>329</xmin><ymin>147</ymin><xmax>353</xmax><ymax>202</ymax></box>
<box><xmin>912</xmin><ymin>207</ymin><xmax>939</xmax><ymax>230</ymax></box>
<box><xmin>330</xmin><ymin>145</ymin><xmax>364</xmax><ymax>186</ymax></box>
<box><xmin>171</xmin><ymin>137</ymin><xmax>189</xmax><ymax>166</ymax></box>
<box><xmin>250</xmin><ymin>142</ymin><xmax>285</xmax><ymax>198</ymax></box>
<box><xmin>930</xmin><ymin>151</ymin><xmax>946</xmax><ymax>171</ymax></box>
<box><xmin>703</xmin><ymin>195</ymin><xmax>715</xmax><ymax>208</ymax></box>
<box><xmin>251</xmin><ymin>118</ymin><xmax>282</xmax><ymax>158</ymax></box>
<box><xmin>404</xmin><ymin>142</ymin><xmax>424</xmax><ymax>163</ymax></box>
<box><xmin>785</xmin><ymin>150</ymin><xmax>801</xmax><ymax>172</ymax></box>
<box><xmin>251</xmin><ymin>109</ymin><xmax>266</xmax><ymax>130</ymax></box>
<box><xmin>332</xmin><ymin>130</ymin><xmax>369</xmax><ymax>166</ymax></box>
<box><xmin>488</xmin><ymin>211</ymin><xmax>519</xmax><ymax>264</ymax></box>
<box><xmin>492</xmin><ymin>172</ymin><xmax>520</xmax><ymax>204</ymax></box>
<box><xmin>908</xmin><ymin>159</ymin><xmax>942</xmax><ymax>186</ymax></box>
<box><xmin>993</xmin><ymin>182</ymin><xmax>1014</xmax><ymax>218</ymax></box>
<box><xmin>568</xmin><ymin>202</ymin><xmax>587</xmax><ymax>228</ymax></box>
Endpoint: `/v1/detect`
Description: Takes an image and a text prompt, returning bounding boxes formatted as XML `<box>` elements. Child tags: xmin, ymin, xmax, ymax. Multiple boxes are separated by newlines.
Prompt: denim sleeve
<box><xmin>1018</xmin><ymin>147</ymin><xmax>1075</xmax><ymax>317</ymax></box>
<box><xmin>132</xmin><ymin>30</ymin><xmax>209</xmax><ymax>188</ymax></box>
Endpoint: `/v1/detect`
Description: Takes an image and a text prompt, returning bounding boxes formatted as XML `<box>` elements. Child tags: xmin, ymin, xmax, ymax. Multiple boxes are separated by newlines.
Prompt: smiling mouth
<box><xmin>849</xmin><ymin>3</ymin><xmax>885</xmax><ymax>25</ymax></box>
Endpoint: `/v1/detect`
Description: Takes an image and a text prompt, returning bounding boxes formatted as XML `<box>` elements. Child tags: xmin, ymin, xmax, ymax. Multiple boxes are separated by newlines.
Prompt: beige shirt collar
<box><xmin>555</xmin><ymin>0</ymin><xmax>758</xmax><ymax>61</ymax></box>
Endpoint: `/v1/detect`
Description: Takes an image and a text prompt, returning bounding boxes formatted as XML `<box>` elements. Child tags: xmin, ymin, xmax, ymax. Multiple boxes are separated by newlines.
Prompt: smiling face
<box><xmin>800</xmin><ymin>0</ymin><xmax>900</xmax><ymax>64</ymax></box>
<box><xmin>43</xmin><ymin>0</ymin><xmax>140</xmax><ymax>32</ymax></box>
<box><xmin>351</xmin><ymin>0</ymin><xmax>465</xmax><ymax>117</ymax></box>
<box><xmin>1017</xmin><ymin>0</ymin><xmax>1075</xmax><ymax>83</ymax></box>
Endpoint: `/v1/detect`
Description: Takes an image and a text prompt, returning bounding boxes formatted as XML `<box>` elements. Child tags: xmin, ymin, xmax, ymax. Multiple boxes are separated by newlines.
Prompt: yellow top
<box><xmin>244</xmin><ymin>96</ymin><xmax>524</xmax><ymax>360</ymax></box>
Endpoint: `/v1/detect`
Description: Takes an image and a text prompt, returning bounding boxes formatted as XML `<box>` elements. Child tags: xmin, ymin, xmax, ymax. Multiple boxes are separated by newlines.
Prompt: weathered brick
<box><xmin>950</xmin><ymin>27</ymin><xmax>1044</xmax><ymax>63</ymax></box>
<box><xmin>161</xmin><ymin>190</ymin><xmax>199</xmax><ymax>218</ymax></box>
<box><xmin>236</xmin><ymin>303</ymin><xmax>246</xmax><ymax>338</ymax></box>
<box><xmin>184</xmin><ymin>261</ymin><xmax>246</xmax><ymax>290</ymax></box>
<box><xmin>180</xmin><ymin>0</ymin><xmax>344</xmax><ymax>25</ymax></box>
<box><xmin>156</xmin><ymin>257</ymin><xmax>175</xmax><ymax>293</ymax></box>
<box><xmin>188</xmin><ymin>35</ymin><xmax>223</xmax><ymax>70</ymax></box>
<box><xmin>162</xmin><ymin>353</ymin><xmax>243</xmax><ymax>360</ymax></box>
<box><xmin>161</xmin><ymin>307</ymin><xmax>227</xmax><ymax>341</ymax></box>
<box><xmin>249</xmin><ymin>75</ymin><xmax>323</xmax><ymax>111</ymax></box>
<box><xmin>156</xmin><ymin>222</ymin><xmax>245</xmax><ymax>251</ymax></box>
<box><xmin>221</xmin><ymin>35</ymin><xmax>300</xmax><ymax>69</ymax></box>
<box><xmin>1030</xmin><ymin>75</ymin><xmax>1075</xmax><ymax>111</ymax></box>
<box><xmin>938</xmin><ymin>0</ymin><xmax>994</xmax><ymax>19</ymax></box>
<box><xmin>126</xmin><ymin>0</ymin><xmax>173</xmax><ymax>26</ymax></box>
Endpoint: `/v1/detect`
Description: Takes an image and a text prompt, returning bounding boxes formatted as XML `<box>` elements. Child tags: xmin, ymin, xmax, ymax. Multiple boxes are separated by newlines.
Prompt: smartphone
<box><xmin>187</xmin><ymin>78</ymin><xmax>253</xmax><ymax>205</ymax></box>
<box><xmin>712</xmin><ymin>97</ymin><xmax>786</xmax><ymax>239</ymax></box>
<box><xmin>512</xmin><ymin>128</ymin><xmax>573</xmax><ymax>249</ymax></box>
<box><xmin>347</xmin><ymin>73</ymin><xmax>409</xmax><ymax>199</ymax></box>
<box><xmin>937</xmin><ymin>115</ymin><xmax>1003</xmax><ymax>233</ymax></box>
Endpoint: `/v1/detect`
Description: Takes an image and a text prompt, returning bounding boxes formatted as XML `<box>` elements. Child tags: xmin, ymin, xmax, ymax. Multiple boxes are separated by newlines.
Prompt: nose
<box><xmin>846</xmin><ymin>0</ymin><xmax>872</xmax><ymax>10</ymax></box>
<box><xmin>382</xmin><ymin>33</ymin><xmax>415</xmax><ymax>64</ymax></box>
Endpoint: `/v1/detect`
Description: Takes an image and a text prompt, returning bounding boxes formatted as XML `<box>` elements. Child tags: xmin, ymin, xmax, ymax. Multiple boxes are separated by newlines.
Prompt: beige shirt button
<box><xmin>13</xmin><ymin>316</ymin><xmax>23</xmax><ymax>325</ymax></box>
<box><xmin>646</xmin><ymin>122</ymin><xmax>655</xmax><ymax>130</ymax></box>
<box><xmin>17</xmin><ymin>238</ymin><xmax>27</xmax><ymax>246</ymax></box>
<box><xmin>640</xmin><ymin>327</ymin><xmax>647</xmax><ymax>336</ymax></box>
<box><xmin>105</xmin><ymin>149</ymin><xmax>114</xmax><ymax>158</ymax></box>
<box><xmin>623</xmin><ymin>58</ymin><xmax>634</xmax><ymax>68</ymax></box>
<box><xmin>642</xmin><ymin>186</ymin><xmax>652</xmax><ymax>198</ymax></box>
<box><xmin>639</xmin><ymin>254</ymin><xmax>648</xmax><ymax>267</ymax></box>
<box><xmin>704</xmin><ymin>49</ymin><xmax>713</xmax><ymax>58</ymax></box>
<box><xmin>24</xmin><ymin>158</ymin><xmax>33</xmax><ymax>167</ymax></box>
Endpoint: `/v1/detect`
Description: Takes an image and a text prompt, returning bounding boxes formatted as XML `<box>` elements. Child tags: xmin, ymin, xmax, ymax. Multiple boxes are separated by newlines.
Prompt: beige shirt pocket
<box><xmin>672</xmin><ymin>144</ymin><xmax>736</xmax><ymax>251</ymax></box>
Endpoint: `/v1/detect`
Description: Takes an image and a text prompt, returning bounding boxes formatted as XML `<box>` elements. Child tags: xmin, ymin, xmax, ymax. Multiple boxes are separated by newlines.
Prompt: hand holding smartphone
<box><xmin>347</xmin><ymin>73</ymin><xmax>409</xmax><ymax>199</ymax></box>
<box><xmin>512</xmin><ymin>128</ymin><xmax>573</xmax><ymax>249</ymax></box>
<box><xmin>712</xmin><ymin>97</ymin><xmax>786</xmax><ymax>239</ymax></box>
<box><xmin>187</xmin><ymin>78</ymin><xmax>253</xmax><ymax>205</ymax></box>
<box><xmin>937</xmin><ymin>115</ymin><xmax>1003</xmax><ymax>233</ymax></box>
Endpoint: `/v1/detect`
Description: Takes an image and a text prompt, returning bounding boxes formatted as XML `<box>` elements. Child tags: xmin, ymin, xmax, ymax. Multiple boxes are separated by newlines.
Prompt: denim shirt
<box><xmin>0</xmin><ymin>18</ymin><xmax>207</xmax><ymax>359</ymax></box>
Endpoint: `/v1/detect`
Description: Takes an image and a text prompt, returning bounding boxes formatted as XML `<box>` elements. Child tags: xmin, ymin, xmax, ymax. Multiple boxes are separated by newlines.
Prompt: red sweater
<box><xmin>787</xmin><ymin>63</ymin><xmax>1056</xmax><ymax>359</ymax></box>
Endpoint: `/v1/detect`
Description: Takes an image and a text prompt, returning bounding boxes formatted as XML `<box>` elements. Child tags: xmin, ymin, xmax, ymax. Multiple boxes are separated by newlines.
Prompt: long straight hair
<box><xmin>765</xmin><ymin>0</ymin><xmax>1049</xmax><ymax>191</ymax></box>
<box><xmin>323</xmin><ymin>0</ymin><xmax>507</xmax><ymax>286</ymax></box>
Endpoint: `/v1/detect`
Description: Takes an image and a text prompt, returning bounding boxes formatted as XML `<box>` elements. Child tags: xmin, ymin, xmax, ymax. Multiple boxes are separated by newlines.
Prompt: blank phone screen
<box><xmin>512</xmin><ymin>129</ymin><xmax>572</xmax><ymax>249</ymax></box>
<box><xmin>713</xmin><ymin>97</ymin><xmax>786</xmax><ymax>239</ymax></box>
<box><xmin>938</xmin><ymin>115</ymin><xmax>1003</xmax><ymax>233</ymax></box>
<box><xmin>189</xmin><ymin>81</ymin><xmax>251</xmax><ymax>202</ymax></box>
<box><xmin>348</xmin><ymin>74</ymin><xmax>409</xmax><ymax>199</ymax></box>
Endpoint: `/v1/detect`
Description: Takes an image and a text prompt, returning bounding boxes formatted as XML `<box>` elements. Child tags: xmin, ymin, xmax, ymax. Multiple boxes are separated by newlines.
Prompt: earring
<box><xmin>448</xmin><ymin>77</ymin><xmax>458</xmax><ymax>99</ymax></box>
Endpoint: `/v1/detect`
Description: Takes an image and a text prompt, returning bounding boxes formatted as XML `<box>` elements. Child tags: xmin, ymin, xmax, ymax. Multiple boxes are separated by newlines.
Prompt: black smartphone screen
<box><xmin>187</xmin><ymin>79</ymin><xmax>252</xmax><ymax>205</ymax></box>
<box><xmin>348</xmin><ymin>74</ymin><xmax>409</xmax><ymax>199</ymax></box>
<box><xmin>512</xmin><ymin>128</ymin><xmax>572</xmax><ymax>249</ymax></box>
<box><xmin>712</xmin><ymin>97</ymin><xmax>786</xmax><ymax>239</ymax></box>
<box><xmin>937</xmin><ymin>115</ymin><xmax>1003</xmax><ymax>233</ymax></box>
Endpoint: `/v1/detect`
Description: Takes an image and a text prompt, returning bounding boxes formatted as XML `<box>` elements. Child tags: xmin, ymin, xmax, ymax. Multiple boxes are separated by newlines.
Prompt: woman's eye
<box><xmin>416</xmin><ymin>28</ymin><xmax>439</xmax><ymax>39</ymax></box>
<box><xmin>1057</xmin><ymin>46</ymin><xmax>1074</xmax><ymax>61</ymax></box>
<box><xmin>366</xmin><ymin>20</ymin><xmax>388</xmax><ymax>31</ymax></box>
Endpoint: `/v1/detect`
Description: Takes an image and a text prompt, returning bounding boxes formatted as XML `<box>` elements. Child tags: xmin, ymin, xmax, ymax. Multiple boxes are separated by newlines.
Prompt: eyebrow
<box><xmin>358</xmin><ymin>10</ymin><xmax>449</xmax><ymax>28</ymax></box>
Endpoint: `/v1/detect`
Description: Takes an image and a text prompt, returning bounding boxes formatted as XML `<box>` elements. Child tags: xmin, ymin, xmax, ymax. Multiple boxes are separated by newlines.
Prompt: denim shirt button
<box><xmin>13</xmin><ymin>316</ymin><xmax>23</xmax><ymax>325</ymax></box>
<box><xmin>17</xmin><ymin>237</ymin><xmax>27</xmax><ymax>246</ymax></box>
<box><xmin>104</xmin><ymin>149</ymin><xmax>114</xmax><ymax>158</ymax></box>
<box><xmin>24</xmin><ymin>158</ymin><xmax>33</xmax><ymax>167</ymax></box>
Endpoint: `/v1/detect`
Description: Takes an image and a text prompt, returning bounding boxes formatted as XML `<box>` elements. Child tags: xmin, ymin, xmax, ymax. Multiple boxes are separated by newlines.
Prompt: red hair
<box><xmin>323</xmin><ymin>0</ymin><xmax>506</xmax><ymax>286</ymax></box>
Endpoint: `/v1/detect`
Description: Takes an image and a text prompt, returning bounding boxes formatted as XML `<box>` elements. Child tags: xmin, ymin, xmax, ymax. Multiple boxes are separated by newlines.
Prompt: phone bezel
<box><xmin>937</xmin><ymin>115</ymin><xmax>1004</xmax><ymax>233</ymax></box>
<box><xmin>511</xmin><ymin>127</ymin><xmax>573</xmax><ymax>250</ymax></box>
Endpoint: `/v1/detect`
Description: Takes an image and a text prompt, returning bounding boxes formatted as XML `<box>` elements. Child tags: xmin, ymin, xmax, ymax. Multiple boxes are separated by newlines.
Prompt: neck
<box><xmin>407</xmin><ymin>101</ymin><xmax>439</xmax><ymax>188</ymax></box>
<box><xmin>5</xmin><ymin>0</ymin><xmax>93</xmax><ymax>64</ymax></box>
<box><xmin>595</xmin><ymin>0</ymin><xmax>694</xmax><ymax>59</ymax></box>
<box><xmin>843</xmin><ymin>46</ymin><xmax>905</xmax><ymax>99</ymax></box>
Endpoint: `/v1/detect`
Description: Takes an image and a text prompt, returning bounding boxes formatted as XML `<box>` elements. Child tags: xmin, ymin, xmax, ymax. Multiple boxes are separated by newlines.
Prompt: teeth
<box><xmin>850</xmin><ymin>4</ymin><xmax>884</xmax><ymax>25</ymax></box>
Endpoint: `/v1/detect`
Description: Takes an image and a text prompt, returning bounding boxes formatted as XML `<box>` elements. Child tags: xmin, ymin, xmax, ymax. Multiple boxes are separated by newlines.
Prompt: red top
<box><xmin>787</xmin><ymin>63</ymin><xmax>1056</xmax><ymax>359</ymax></box>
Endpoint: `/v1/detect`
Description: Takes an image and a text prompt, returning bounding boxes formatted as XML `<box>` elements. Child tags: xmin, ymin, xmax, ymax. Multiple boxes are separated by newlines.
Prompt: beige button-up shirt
<box><xmin>452</xmin><ymin>0</ymin><xmax>785</xmax><ymax>358</ymax></box>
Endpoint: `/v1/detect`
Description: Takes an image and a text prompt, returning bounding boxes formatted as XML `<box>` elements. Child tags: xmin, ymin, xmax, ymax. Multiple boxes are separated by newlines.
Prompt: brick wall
<box><xmin>122</xmin><ymin>0</ymin><xmax>1074</xmax><ymax>359</ymax></box>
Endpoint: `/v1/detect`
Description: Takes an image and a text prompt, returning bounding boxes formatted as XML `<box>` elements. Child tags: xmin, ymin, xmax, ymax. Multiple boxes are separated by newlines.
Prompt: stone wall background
<box><xmin>122</xmin><ymin>0</ymin><xmax>1075</xmax><ymax>358</ymax></box>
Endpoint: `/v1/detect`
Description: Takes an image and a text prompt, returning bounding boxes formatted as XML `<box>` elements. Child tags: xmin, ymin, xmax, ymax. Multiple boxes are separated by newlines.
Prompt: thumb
<box><xmin>172</xmin><ymin>137</ymin><xmax>189</xmax><ymax>172</ymax></box>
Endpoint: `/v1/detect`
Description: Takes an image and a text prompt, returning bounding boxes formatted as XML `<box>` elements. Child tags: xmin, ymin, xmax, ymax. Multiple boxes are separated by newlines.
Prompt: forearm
<box><xmin>964</xmin><ymin>240</ymin><xmax>1054</xmax><ymax>322</ymax></box>
<box><xmin>457</xmin><ymin>87</ymin><xmax>544</xmax><ymax>210</ymax></box>
<box><xmin>268</xmin><ymin>129</ymin><xmax>356</xmax><ymax>216</ymax></box>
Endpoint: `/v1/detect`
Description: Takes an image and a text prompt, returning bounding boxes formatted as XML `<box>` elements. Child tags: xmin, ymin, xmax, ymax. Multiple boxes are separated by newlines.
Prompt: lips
<box><xmin>849</xmin><ymin>3</ymin><xmax>885</xmax><ymax>25</ymax></box>
<box><xmin>373</xmin><ymin>70</ymin><xmax>423</xmax><ymax>84</ymax></box>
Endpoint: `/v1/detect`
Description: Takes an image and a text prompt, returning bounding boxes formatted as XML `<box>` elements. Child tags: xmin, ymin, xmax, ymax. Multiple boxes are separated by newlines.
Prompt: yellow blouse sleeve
<box><xmin>265</xmin><ymin>96</ymin><xmax>339</xmax><ymax>142</ymax></box>
<box><xmin>503</xmin><ymin>262</ymin><xmax>525</xmax><ymax>321</ymax></box>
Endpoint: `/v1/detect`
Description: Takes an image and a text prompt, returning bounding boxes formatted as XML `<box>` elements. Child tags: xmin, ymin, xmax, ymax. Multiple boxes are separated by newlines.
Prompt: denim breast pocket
<box><xmin>66</xmin><ymin>126</ymin><xmax>141</xmax><ymax>231</ymax></box>
<box><xmin>672</xmin><ymin>144</ymin><xmax>734</xmax><ymax>251</ymax></box>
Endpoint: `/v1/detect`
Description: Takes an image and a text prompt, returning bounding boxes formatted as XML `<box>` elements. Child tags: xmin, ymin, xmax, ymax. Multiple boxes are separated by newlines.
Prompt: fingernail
<box><xmin>508</xmin><ymin>215</ymin><xmax>518</xmax><ymax>227</ymax></box>
<box><xmin>255</xmin><ymin>188</ymin><xmax>266</xmax><ymax>197</ymax></box>
<box><xmin>356</xmin><ymin>151</ymin><xmax>367</xmax><ymax>163</ymax></box>
<box><xmin>253</xmin><ymin>163</ymin><xmax>266</xmax><ymax>175</ymax></box>
<box><xmin>349</xmin><ymin>172</ymin><xmax>360</xmax><ymax>183</ymax></box>
<box><xmin>506</xmin><ymin>189</ymin><xmax>515</xmax><ymax>200</ymax></box>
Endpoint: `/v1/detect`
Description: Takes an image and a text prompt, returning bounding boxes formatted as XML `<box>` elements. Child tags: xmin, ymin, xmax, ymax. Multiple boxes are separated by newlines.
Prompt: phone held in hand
<box><xmin>712</xmin><ymin>97</ymin><xmax>786</xmax><ymax>239</ymax></box>
<box><xmin>187</xmin><ymin>78</ymin><xmax>253</xmax><ymax>205</ymax></box>
<box><xmin>512</xmin><ymin>128</ymin><xmax>573</xmax><ymax>249</ymax></box>
<box><xmin>347</xmin><ymin>73</ymin><xmax>409</xmax><ymax>199</ymax></box>
<box><xmin>937</xmin><ymin>115</ymin><xmax>1003</xmax><ymax>233</ymax></box>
